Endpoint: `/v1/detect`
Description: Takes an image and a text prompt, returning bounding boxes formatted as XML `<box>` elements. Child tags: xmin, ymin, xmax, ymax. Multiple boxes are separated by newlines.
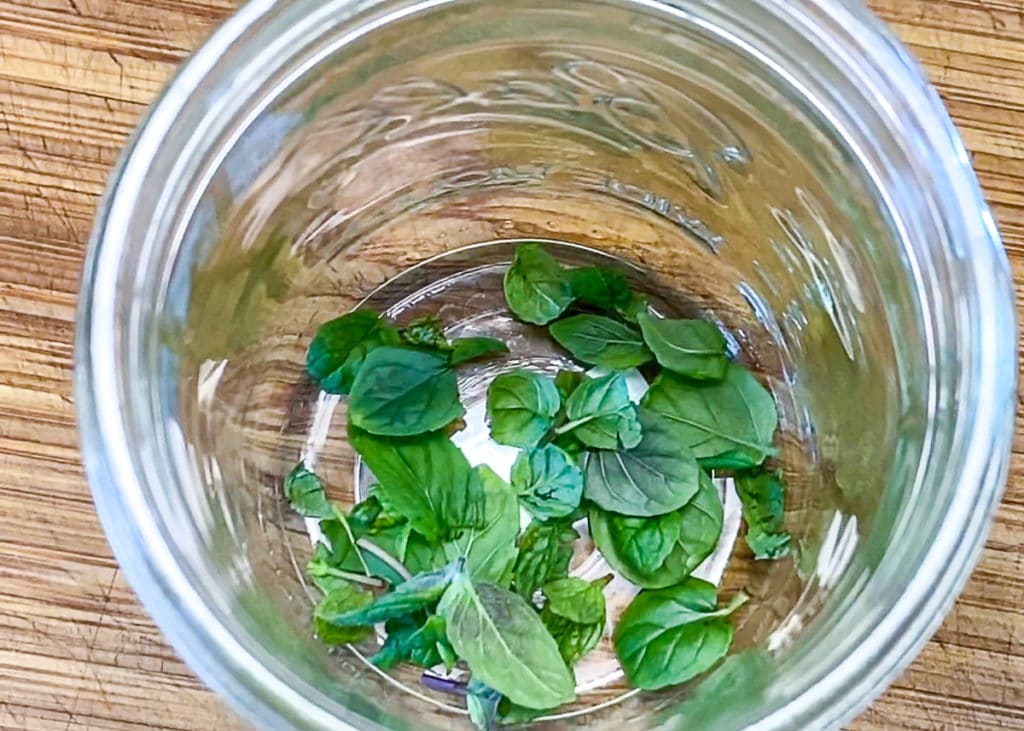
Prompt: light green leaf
<box><xmin>541</xmin><ymin>576</ymin><xmax>610</xmax><ymax>625</ymax></box>
<box><xmin>736</xmin><ymin>471</ymin><xmax>791</xmax><ymax>560</ymax></box>
<box><xmin>449</xmin><ymin>337</ymin><xmax>509</xmax><ymax>366</ymax></box>
<box><xmin>512</xmin><ymin>521</ymin><xmax>579</xmax><ymax>602</ymax></box>
<box><xmin>589</xmin><ymin>472</ymin><xmax>723</xmax><ymax>588</ymax></box>
<box><xmin>614</xmin><ymin>579</ymin><xmax>746</xmax><ymax>690</ymax></box>
<box><xmin>549</xmin><ymin>314</ymin><xmax>652</xmax><ymax>369</ymax></box>
<box><xmin>642</xmin><ymin>365</ymin><xmax>777</xmax><ymax>469</ymax></box>
<box><xmin>372</xmin><ymin>614</ymin><xmax>456</xmax><ymax>671</ymax></box>
<box><xmin>486</xmin><ymin>370</ymin><xmax>561</xmax><ymax>448</ymax></box>
<box><xmin>512</xmin><ymin>445</ymin><xmax>583</xmax><ymax>522</ymax></box>
<box><xmin>636</xmin><ymin>313</ymin><xmax>728</xmax><ymax>381</ymax></box>
<box><xmin>284</xmin><ymin>463</ymin><xmax>334</xmax><ymax>519</ymax></box>
<box><xmin>438</xmin><ymin>572</ymin><xmax>576</xmax><ymax>709</ymax></box>
<box><xmin>581</xmin><ymin>408</ymin><xmax>701</xmax><ymax>517</ymax></box>
<box><xmin>400</xmin><ymin>316</ymin><xmax>450</xmax><ymax>350</ymax></box>
<box><xmin>322</xmin><ymin>564</ymin><xmax>459</xmax><ymax>627</ymax></box>
<box><xmin>541</xmin><ymin>610</ymin><xmax>605</xmax><ymax>668</ymax></box>
<box><xmin>313</xmin><ymin>582</ymin><xmax>374</xmax><ymax>646</ymax></box>
<box><xmin>349</xmin><ymin>427</ymin><xmax>485</xmax><ymax>544</ymax></box>
<box><xmin>553</xmin><ymin>369</ymin><xmax>585</xmax><ymax>402</ymax></box>
<box><xmin>503</xmin><ymin>243</ymin><xmax>573</xmax><ymax>325</ymax></box>
<box><xmin>349</xmin><ymin>347</ymin><xmax>464</xmax><ymax>437</ymax></box>
<box><xmin>557</xmin><ymin>373</ymin><xmax>641</xmax><ymax>450</ymax></box>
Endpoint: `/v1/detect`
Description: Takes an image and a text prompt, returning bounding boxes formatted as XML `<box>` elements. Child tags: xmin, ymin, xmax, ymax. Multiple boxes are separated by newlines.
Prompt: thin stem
<box><xmin>553</xmin><ymin>416</ymin><xmax>593</xmax><ymax>435</ymax></box>
<box><xmin>332</xmin><ymin>505</ymin><xmax>371</xmax><ymax>576</ymax></box>
<box><xmin>315</xmin><ymin>566</ymin><xmax>386</xmax><ymax>589</ymax></box>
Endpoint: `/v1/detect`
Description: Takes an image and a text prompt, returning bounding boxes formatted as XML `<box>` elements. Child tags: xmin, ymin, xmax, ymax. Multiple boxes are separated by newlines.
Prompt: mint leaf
<box><xmin>581</xmin><ymin>408</ymin><xmax>701</xmax><ymax>517</ymax></box>
<box><xmin>321</xmin><ymin>563</ymin><xmax>458</xmax><ymax>627</ymax></box>
<box><xmin>449</xmin><ymin>337</ymin><xmax>509</xmax><ymax>366</ymax></box>
<box><xmin>486</xmin><ymin>370</ymin><xmax>560</xmax><ymax>448</ymax></box>
<box><xmin>541</xmin><ymin>576</ymin><xmax>610</xmax><ymax>624</ymax></box>
<box><xmin>589</xmin><ymin>471</ymin><xmax>722</xmax><ymax>588</ymax></box>
<box><xmin>557</xmin><ymin>373</ymin><xmax>641</xmax><ymax>450</ymax></box>
<box><xmin>553</xmin><ymin>369</ymin><xmax>584</xmax><ymax>402</ymax></box>
<box><xmin>549</xmin><ymin>314</ymin><xmax>652</xmax><ymax>369</ymax></box>
<box><xmin>372</xmin><ymin>614</ymin><xmax>456</xmax><ymax>671</ymax></box>
<box><xmin>736</xmin><ymin>471</ymin><xmax>791</xmax><ymax>560</ymax></box>
<box><xmin>512</xmin><ymin>521</ymin><xmax>579</xmax><ymax>602</ymax></box>
<box><xmin>636</xmin><ymin>313</ymin><xmax>728</xmax><ymax>381</ymax></box>
<box><xmin>437</xmin><ymin>572</ymin><xmax>576</xmax><ymax>709</ymax></box>
<box><xmin>307</xmin><ymin>309</ymin><xmax>393</xmax><ymax>394</ymax></box>
<box><xmin>503</xmin><ymin>243</ymin><xmax>573</xmax><ymax>325</ymax></box>
<box><xmin>284</xmin><ymin>463</ymin><xmax>334</xmax><ymax>518</ymax></box>
<box><xmin>567</xmin><ymin>266</ymin><xmax>634</xmax><ymax>313</ymax></box>
<box><xmin>614</xmin><ymin>579</ymin><xmax>746</xmax><ymax>690</ymax></box>
<box><xmin>512</xmin><ymin>445</ymin><xmax>583</xmax><ymax>522</ymax></box>
<box><xmin>313</xmin><ymin>582</ymin><xmax>374</xmax><ymax>646</ymax></box>
<box><xmin>401</xmin><ymin>316</ymin><xmax>450</xmax><ymax>350</ymax></box>
<box><xmin>642</xmin><ymin>365</ymin><xmax>777</xmax><ymax>469</ymax></box>
<box><xmin>349</xmin><ymin>347</ymin><xmax>464</xmax><ymax>437</ymax></box>
<box><xmin>350</xmin><ymin>427</ymin><xmax>485</xmax><ymax>544</ymax></box>
<box><xmin>541</xmin><ymin>611</ymin><xmax>604</xmax><ymax>667</ymax></box>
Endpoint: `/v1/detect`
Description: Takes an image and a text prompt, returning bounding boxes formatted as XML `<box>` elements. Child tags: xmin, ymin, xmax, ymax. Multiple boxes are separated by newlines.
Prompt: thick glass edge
<box><xmin>73</xmin><ymin>0</ymin><xmax>1018</xmax><ymax>729</ymax></box>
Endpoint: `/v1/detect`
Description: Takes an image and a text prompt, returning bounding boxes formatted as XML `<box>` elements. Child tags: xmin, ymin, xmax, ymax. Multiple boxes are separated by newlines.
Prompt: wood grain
<box><xmin>0</xmin><ymin>0</ymin><xmax>1022</xmax><ymax>729</ymax></box>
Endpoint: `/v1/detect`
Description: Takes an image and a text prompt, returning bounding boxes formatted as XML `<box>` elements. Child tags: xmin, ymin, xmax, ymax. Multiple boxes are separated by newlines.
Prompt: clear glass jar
<box><xmin>75</xmin><ymin>0</ymin><xmax>1017</xmax><ymax>729</ymax></box>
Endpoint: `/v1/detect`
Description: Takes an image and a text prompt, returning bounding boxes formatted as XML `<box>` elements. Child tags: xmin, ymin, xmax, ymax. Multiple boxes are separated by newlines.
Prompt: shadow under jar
<box><xmin>76</xmin><ymin>0</ymin><xmax>1017</xmax><ymax>729</ymax></box>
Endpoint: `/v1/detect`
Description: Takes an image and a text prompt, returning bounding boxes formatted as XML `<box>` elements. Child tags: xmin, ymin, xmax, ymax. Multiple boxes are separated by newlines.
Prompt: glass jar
<box><xmin>76</xmin><ymin>0</ymin><xmax>1017</xmax><ymax>728</ymax></box>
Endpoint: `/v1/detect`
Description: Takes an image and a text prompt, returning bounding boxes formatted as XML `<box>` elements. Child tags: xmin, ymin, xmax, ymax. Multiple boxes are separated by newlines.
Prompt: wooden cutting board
<box><xmin>0</xmin><ymin>0</ymin><xmax>1021</xmax><ymax>728</ymax></box>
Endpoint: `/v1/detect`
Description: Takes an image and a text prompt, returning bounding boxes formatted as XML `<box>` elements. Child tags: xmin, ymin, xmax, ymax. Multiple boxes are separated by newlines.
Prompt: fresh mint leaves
<box><xmin>557</xmin><ymin>372</ymin><xmax>642</xmax><ymax>449</ymax></box>
<box><xmin>736</xmin><ymin>470</ymin><xmax>791</xmax><ymax>560</ymax></box>
<box><xmin>550</xmin><ymin>314</ymin><xmax>652</xmax><ymax>369</ymax></box>
<box><xmin>486</xmin><ymin>370</ymin><xmax>561</xmax><ymax>448</ymax></box>
<box><xmin>636</xmin><ymin>312</ymin><xmax>728</xmax><ymax>381</ymax></box>
<box><xmin>503</xmin><ymin>243</ymin><xmax>574</xmax><ymax>325</ymax></box>
<box><xmin>511</xmin><ymin>445</ymin><xmax>583</xmax><ymax>521</ymax></box>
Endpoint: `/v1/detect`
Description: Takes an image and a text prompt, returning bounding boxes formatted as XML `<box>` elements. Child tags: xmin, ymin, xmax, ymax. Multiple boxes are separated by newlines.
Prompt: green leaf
<box><xmin>541</xmin><ymin>610</ymin><xmax>604</xmax><ymax>667</ymax></box>
<box><xmin>372</xmin><ymin>614</ymin><xmax>456</xmax><ymax>671</ymax></box>
<box><xmin>503</xmin><ymin>243</ymin><xmax>573</xmax><ymax>325</ymax></box>
<box><xmin>553</xmin><ymin>369</ymin><xmax>585</xmax><ymax>402</ymax></box>
<box><xmin>512</xmin><ymin>445</ymin><xmax>583</xmax><ymax>522</ymax></box>
<box><xmin>449</xmin><ymin>337</ymin><xmax>509</xmax><ymax>366</ymax></box>
<box><xmin>589</xmin><ymin>471</ymin><xmax>723</xmax><ymax>588</ymax></box>
<box><xmin>337</xmin><ymin>324</ymin><xmax>402</xmax><ymax>393</ymax></box>
<box><xmin>406</xmin><ymin>466</ymin><xmax>521</xmax><ymax>585</ymax></box>
<box><xmin>642</xmin><ymin>365</ymin><xmax>778</xmax><ymax>469</ymax></box>
<box><xmin>349</xmin><ymin>492</ymin><xmax>406</xmax><ymax>531</ymax></box>
<box><xmin>549</xmin><ymin>314</ymin><xmax>652</xmax><ymax>369</ymax></box>
<box><xmin>438</xmin><ymin>572</ymin><xmax>576</xmax><ymax>709</ymax></box>
<box><xmin>636</xmin><ymin>313</ymin><xmax>728</xmax><ymax>381</ymax></box>
<box><xmin>313</xmin><ymin>582</ymin><xmax>374</xmax><ymax>646</ymax></box>
<box><xmin>307</xmin><ymin>309</ymin><xmax>390</xmax><ymax>394</ymax></box>
<box><xmin>466</xmin><ymin>681</ymin><xmax>501</xmax><ymax>731</ymax></box>
<box><xmin>736</xmin><ymin>471</ymin><xmax>791</xmax><ymax>560</ymax></box>
<box><xmin>401</xmin><ymin>316</ymin><xmax>450</xmax><ymax>350</ymax></box>
<box><xmin>349</xmin><ymin>347</ymin><xmax>465</xmax><ymax>437</ymax></box>
<box><xmin>322</xmin><ymin>563</ymin><xmax>459</xmax><ymax>627</ymax></box>
<box><xmin>512</xmin><ymin>521</ymin><xmax>579</xmax><ymax>602</ymax></box>
<box><xmin>284</xmin><ymin>463</ymin><xmax>334</xmax><ymax>519</ymax></box>
<box><xmin>486</xmin><ymin>370</ymin><xmax>561</xmax><ymax>448</ymax></box>
<box><xmin>541</xmin><ymin>576</ymin><xmax>610</xmax><ymax>624</ymax></box>
<box><xmin>350</xmin><ymin>427</ymin><xmax>485</xmax><ymax>544</ymax></box>
<box><xmin>614</xmin><ymin>579</ymin><xmax>746</xmax><ymax>690</ymax></box>
<box><xmin>557</xmin><ymin>373</ymin><xmax>642</xmax><ymax>450</ymax></box>
<box><xmin>498</xmin><ymin>698</ymin><xmax>549</xmax><ymax>725</ymax></box>
<box><xmin>581</xmin><ymin>408</ymin><xmax>701</xmax><ymax>517</ymax></box>
<box><xmin>567</xmin><ymin>266</ymin><xmax>634</xmax><ymax>313</ymax></box>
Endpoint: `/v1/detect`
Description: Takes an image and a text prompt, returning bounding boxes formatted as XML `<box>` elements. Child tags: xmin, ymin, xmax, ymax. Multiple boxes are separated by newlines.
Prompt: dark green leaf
<box><xmin>372</xmin><ymin>614</ymin><xmax>456</xmax><ymax>671</ymax></box>
<box><xmin>541</xmin><ymin>610</ymin><xmax>604</xmax><ymax>667</ymax></box>
<box><xmin>337</xmin><ymin>324</ymin><xmax>402</xmax><ymax>393</ymax></box>
<box><xmin>636</xmin><ymin>313</ymin><xmax>728</xmax><ymax>381</ymax></box>
<box><xmin>401</xmin><ymin>316</ymin><xmax>450</xmax><ymax>350</ymax></box>
<box><xmin>449</xmin><ymin>337</ymin><xmax>509</xmax><ymax>366</ymax></box>
<box><xmin>549</xmin><ymin>315</ymin><xmax>652</xmax><ymax>369</ymax></box>
<box><xmin>541</xmin><ymin>575</ymin><xmax>610</xmax><ymax>624</ymax></box>
<box><xmin>553</xmin><ymin>369</ymin><xmax>585</xmax><ymax>402</ymax></box>
<box><xmin>349</xmin><ymin>347</ymin><xmax>464</xmax><ymax>437</ymax></box>
<box><xmin>406</xmin><ymin>466</ymin><xmax>521</xmax><ymax>585</ymax></box>
<box><xmin>503</xmin><ymin>243</ymin><xmax>573</xmax><ymax>325</ymax></box>
<box><xmin>310</xmin><ymin>515</ymin><xmax>411</xmax><ymax>587</ymax></box>
<box><xmin>438</xmin><ymin>571</ymin><xmax>576</xmax><ymax>709</ymax></box>
<box><xmin>642</xmin><ymin>365</ymin><xmax>777</xmax><ymax>469</ymax></box>
<box><xmin>567</xmin><ymin>266</ymin><xmax>634</xmax><ymax>313</ymax></box>
<box><xmin>350</xmin><ymin>427</ymin><xmax>485</xmax><ymax>544</ymax></box>
<box><xmin>557</xmin><ymin>373</ymin><xmax>641</xmax><ymax>450</ymax></box>
<box><xmin>512</xmin><ymin>445</ymin><xmax>583</xmax><ymax>521</ymax></box>
<box><xmin>736</xmin><ymin>471</ymin><xmax>791</xmax><ymax>560</ymax></box>
<box><xmin>307</xmin><ymin>309</ymin><xmax>389</xmax><ymax>394</ymax></box>
<box><xmin>322</xmin><ymin>563</ymin><xmax>459</xmax><ymax>627</ymax></box>
<box><xmin>486</xmin><ymin>370</ymin><xmax>561</xmax><ymax>448</ymax></box>
<box><xmin>614</xmin><ymin>579</ymin><xmax>746</xmax><ymax>690</ymax></box>
<box><xmin>589</xmin><ymin>472</ymin><xmax>723</xmax><ymax>588</ymax></box>
<box><xmin>284</xmin><ymin>463</ymin><xmax>334</xmax><ymax>519</ymax></box>
<box><xmin>466</xmin><ymin>680</ymin><xmax>501</xmax><ymax>731</ymax></box>
<box><xmin>512</xmin><ymin>521</ymin><xmax>579</xmax><ymax>602</ymax></box>
<box><xmin>350</xmin><ymin>491</ymin><xmax>406</xmax><ymax>531</ymax></box>
<box><xmin>313</xmin><ymin>582</ymin><xmax>374</xmax><ymax>646</ymax></box>
<box><xmin>581</xmin><ymin>408</ymin><xmax>701</xmax><ymax>517</ymax></box>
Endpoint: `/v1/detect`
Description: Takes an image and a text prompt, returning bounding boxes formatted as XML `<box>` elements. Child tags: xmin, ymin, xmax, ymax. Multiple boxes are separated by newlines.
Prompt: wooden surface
<box><xmin>0</xmin><ymin>0</ymin><xmax>1022</xmax><ymax>728</ymax></box>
